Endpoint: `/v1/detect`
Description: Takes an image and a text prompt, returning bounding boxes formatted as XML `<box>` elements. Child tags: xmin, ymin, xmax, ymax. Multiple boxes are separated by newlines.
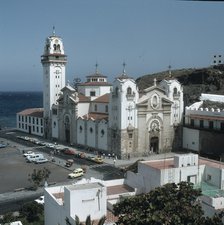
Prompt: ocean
<box><xmin>0</xmin><ymin>92</ymin><xmax>43</xmax><ymax>129</ymax></box>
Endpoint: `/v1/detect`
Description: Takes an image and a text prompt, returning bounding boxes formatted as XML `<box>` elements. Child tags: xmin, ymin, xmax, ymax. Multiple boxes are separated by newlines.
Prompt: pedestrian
<box><xmin>113</xmin><ymin>159</ymin><xmax>116</xmax><ymax>167</ymax></box>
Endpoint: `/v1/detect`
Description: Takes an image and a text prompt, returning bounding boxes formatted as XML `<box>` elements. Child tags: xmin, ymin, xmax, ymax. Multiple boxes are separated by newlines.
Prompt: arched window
<box><xmin>90</xmin><ymin>127</ymin><xmax>93</xmax><ymax>133</ymax></box>
<box><xmin>94</xmin><ymin>104</ymin><xmax>97</xmax><ymax>112</ymax></box>
<box><xmin>57</xmin><ymin>44</ymin><xmax>60</xmax><ymax>51</ymax></box>
<box><xmin>101</xmin><ymin>129</ymin><xmax>105</xmax><ymax>137</ymax></box>
<box><xmin>105</xmin><ymin>105</ymin><xmax>108</xmax><ymax>113</ymax></box>
<box><xmin>79</xmin><ymin>126</ymin><xmax>83</xmax><ymax>133</ymax></box>
<box><xmin>53</xmin><ymin>44</ymin><xmax>57</xmax><ymax>51</ymax></box>
<box><xmin>174</xmin><ymin>87</ymin><xmax>177</xmax><ymax>95</ymax></box>
<box><xmin>127</xmin><ymin>87</ymin><xmax>132</xmax><ymax>95</ymax></box>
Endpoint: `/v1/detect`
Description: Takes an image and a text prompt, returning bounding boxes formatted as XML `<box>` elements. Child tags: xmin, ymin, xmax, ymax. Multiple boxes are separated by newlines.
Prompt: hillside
<box><xmin>136</xmin><ymin>65</ymin><xmax>224</xmax><ymax>106</ymax></box>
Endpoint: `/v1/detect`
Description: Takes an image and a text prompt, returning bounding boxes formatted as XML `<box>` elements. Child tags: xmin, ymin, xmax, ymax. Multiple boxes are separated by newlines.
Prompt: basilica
<box><xmin>17</xmin><ymin>31</ymin><xmax>184</xmax><ymax>158</ymax></box>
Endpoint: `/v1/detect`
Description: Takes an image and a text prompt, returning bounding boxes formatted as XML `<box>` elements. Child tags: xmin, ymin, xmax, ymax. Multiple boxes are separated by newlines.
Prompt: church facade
<box><xmin>17</xmin><ymin>32</ymin><xmax>184</xmax><ymax>158</ymax></box>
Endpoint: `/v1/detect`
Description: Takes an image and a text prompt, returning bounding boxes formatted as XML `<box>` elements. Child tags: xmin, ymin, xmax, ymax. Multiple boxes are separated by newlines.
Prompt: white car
<box><xmin>26</xmin><ymin>153</ymin><xmax>44</xmax><ymax>163</ymax></box>
<box><xmin>23</xmin><ymin>151</ymin><xmax>35</xmax><ymax>157</ymax></box>
<box><xmin>68</xmin><ymin>168</ymin><xmax>84</xmax><ymax>179</ymax></box>
<box><xmin>34</xmin><ymin>158</ymin><xmax>48</xmax><ymax>164</ymax></box>
<box><xmin>35</xmin><ymin>195</ymin><xmax>44</xmax><ymax>205</ymax></box>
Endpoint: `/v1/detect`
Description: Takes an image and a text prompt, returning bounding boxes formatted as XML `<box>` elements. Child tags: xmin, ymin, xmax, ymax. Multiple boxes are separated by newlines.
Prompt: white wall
<box><xmin>64</xmin><ymin>183</ymin><xmax>107</xmax><ymax>222</ymax></box>
<box><xmin>182</xmin><ymin>127</ymin><xmax>200</xmax><ymax>151</ymax></box>
<box><xmin>16</xmin><ymin>114</ymin><xmax>44</xmax><ymax>137</ymax></box>
<box><xmin>77</xmin><ymin>119</ymin><xmax>85</xmax><ymax>146</ymax></box>
<box><xmin>138</xmin><ymin>162</ymin><xmax>161</xmax><ymax>193</ymax></box>
<box><xmin>97</xmin><ymin>121</ymin><xmax>108</xmax><ymax>151</ymax></box>
<box><xmin>87</xmin><ymin>120</ymin><xmax>96</xmax><ymax>148</ymax></box>
<box><xmin>44</xmin><ymin>187</ymin><xmax>67</xmax><ymax>225</ymax></box>
<box><xmin>126</xmin><ymin>171</ymin><xmax>145</xmax><ymax>194</ymax></box>
<box><xmin>78</xmin><ymin>103</ymin><xmax>90</xmax><ymax>117</ymax></box>
<box><xmin>204</xmin><ymin>166</ymin><xmax>222</xmax><ymax>188</ymax></box>
<box><xmin>51</xmin><ymin>114</ymin><xmax>58</xmax><ymax>139</ymax></box>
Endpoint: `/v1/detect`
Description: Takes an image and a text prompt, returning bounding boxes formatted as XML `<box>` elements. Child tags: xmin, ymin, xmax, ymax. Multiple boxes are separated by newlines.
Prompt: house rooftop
<box><xmin>17</xmin><ymin>108</ymin><xmax>43</xmax><ymax>118</ymax></box>
<box><xmin>107</xmin><ymin>184</ymin><xmax>135</xmax><ymax>195</ymax></box>
<box><xmin>141</xmin><ymin>156</ymin><xmax>224</xmax><ymax>170</ymax></box>
<box><xmin>92</xmin><ymin>93</ymin><xmax>109</xmax><ymax>103</ymax></box>
<box><xmin>81</xmin><ymin>112</ymin><xmax>108</xmax><ymax>121</ymax></box>
<box><xmin>66</xmin><ymin>182</ymin><xmax>104</xmax><ymax>191</ymax></box>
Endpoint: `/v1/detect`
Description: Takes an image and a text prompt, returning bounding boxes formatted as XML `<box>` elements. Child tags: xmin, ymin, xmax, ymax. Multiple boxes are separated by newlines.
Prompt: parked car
<box><xmin>68</xmin><ymin>168</ymin><xmax>84</xmax><ymax>178</ymax></box>
<box><xmin>74</xmin><ymin>152</ymin><xmax>86</xmax><ymax>159</ymax></box>
<box><xmin>35</xmin><ymin>158</ymin><xmax>48</xmax><ymax>164</ymax></box>
<box><xmin>65</xmin><ymin>159</ymin><xmax>74</xmax><ymax>167</ymax></box>
<box><xmin>64</xmin><ymin>149</ymin><xmax>76</xmax><ymax>155</ymax></box>
<box><xmin>93</xmin><ymin>157</ymin><xmax>104</xmax><ymax>164</ymax></box>
<box><xmin>87</xmin><ymin>156</ymin><xmax>104</xmax><ymax>164</ymax></box>
<box><xmin>23</xmin><ymin>151</ymin><xmax>35</xmax><ymax>157</ymax></box>
<box><xmin>46</xmin><ymin>143</ymin><xmax>55</xmax><ymax>149</ymax></box>
<box><xmin>35</xmin><ymin>195</ymin><xmax>44</xmax><ymax>205</ymax></box>
<box><xmin>0</xmin><ymin>143</ymin><xmax>7</xmax><ymax>148</ymax></box>
<box><xmin>26</xmin><ymin>153</ymin><xmax>44</xmax><ymax>163</ymax></box>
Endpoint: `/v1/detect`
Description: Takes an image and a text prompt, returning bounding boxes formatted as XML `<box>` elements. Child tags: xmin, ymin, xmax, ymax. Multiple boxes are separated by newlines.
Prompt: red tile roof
<box><xmin>143</xmin><ymin>157</ymin><xmax>224</xmax><ymax>170</ymax></box>
<box><xmin>81</xmin><ymin>113</ymin><xmax>108</xmax><ymax>121</ymax></box>
<box><xmin>78</xmin><ymin>93</ymin><xmax>90</xmax><ymax>102</ymax></box>
<box><xmin>143</xmin><ymin>159</ymin><xmax>174</xmax><ymax>170</ymax></box>
<box><xmin>17</xmin><ymin>108</ymin><xmax>44</xmax><ymax>118</ymax></box>
<box><xmin>92</xmin><ymin>94</ymin><xmax>109</xmax><ymax>103</ymax></box>
<box><xmin>107</xmin><ymin>184</ymin><xmax>135</xmax><ymax>195</ymax></box>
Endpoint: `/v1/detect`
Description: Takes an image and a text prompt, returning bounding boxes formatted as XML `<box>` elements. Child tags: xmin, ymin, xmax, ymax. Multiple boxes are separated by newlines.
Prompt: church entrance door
<box><xmin>150</xmin><ymin>137</ymin><xmax>159</xmax><ymax>153</ymax></box>
<box><xmin>65</xmin><ymin>129</ymin><xmax>70</xmax><ymax>143</ymax></box>
<box><xmin>64</xmin><ymin>116</ymin><xmax>70</xmax><ymax>144</ymax></box>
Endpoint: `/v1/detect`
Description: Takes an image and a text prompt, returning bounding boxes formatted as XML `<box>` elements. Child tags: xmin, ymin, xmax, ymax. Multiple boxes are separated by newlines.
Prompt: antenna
<box><xmin>168</xmin><ymin>64</ymin><xmax>172</xmax><ymax>78</ymax></box>
<box><xmin>122</xmin><ymin>61</ymin><xmax>126</xmax><ymax>75</ymax></box>
<box><xmin>95</xmin><ymin>62</ymin><xmax>99</xmax><ymax>74</ymax></box>
<box><xmin>52</xmin><ymin>26</ymin><xmax>56</xmax><ymax>36</ymax></box>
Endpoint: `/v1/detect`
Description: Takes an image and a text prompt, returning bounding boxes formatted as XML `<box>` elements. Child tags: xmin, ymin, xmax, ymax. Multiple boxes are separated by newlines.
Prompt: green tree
<box><xmin>0</xmin><ymin>212</ymin><xmax>14</xmax><ymax>224</ymax></box>
<box><xmin>113</xmin><ymin>182</ymin><xmax>223</xmax><ymax>225</ymax></box>
<box><xmin>28</xmin><ymin>167</ymin><xmax>51</xmax><ymax>189</ymax></box>
<box><xmin>20</xmin><ymin>202</ymin><xmax>44</xmax><ymax>223</ymax></box>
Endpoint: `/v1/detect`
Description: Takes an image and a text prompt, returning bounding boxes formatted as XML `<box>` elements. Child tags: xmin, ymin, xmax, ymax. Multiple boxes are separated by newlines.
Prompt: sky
<box><xmin>1</xmin><ymin>0</ymin><xmax>224</xmax><ymax>91</ymax></box>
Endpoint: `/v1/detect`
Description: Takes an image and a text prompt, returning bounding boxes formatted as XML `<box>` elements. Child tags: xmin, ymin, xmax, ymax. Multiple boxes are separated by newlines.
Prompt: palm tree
<box><xmin>75</xmin><ymin>215</ymin><xmax>106</xmax><ymax>225</ymax></box>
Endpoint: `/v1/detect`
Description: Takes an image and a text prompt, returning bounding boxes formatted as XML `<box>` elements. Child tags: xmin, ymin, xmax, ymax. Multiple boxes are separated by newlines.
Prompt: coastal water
<box><xmin>0</xmin><ymin>92</ymin><xmax>43</xmax><ymax>129</ymax></box>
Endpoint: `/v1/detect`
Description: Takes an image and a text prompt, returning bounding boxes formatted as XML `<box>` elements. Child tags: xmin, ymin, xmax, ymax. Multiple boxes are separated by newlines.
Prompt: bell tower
<box><xmin>41</xmin><ymin>28</ymin><xmax>67</xmax><ymax>138</ymax></box>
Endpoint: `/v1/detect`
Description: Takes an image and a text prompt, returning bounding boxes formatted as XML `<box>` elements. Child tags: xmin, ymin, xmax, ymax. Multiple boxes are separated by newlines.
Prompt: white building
<box><xmin>16</xmin><ymin>31</ymin><xmax>184</xmax><ymax>158</ymax></box>
<box><xmin>183</xmin><ymin>93</ymin><xmax>224</xmax><ymax>157</ymax></box>
<box><xmin>211</xmin><ymin>54</ymin><xmax>223</xmax><ymax>66</ymax></box>
<box><xmin>44</xmin><ymin>153</ymin><xmax>224</xmax><ymax>223</ymax></box>
<box><xmin>17</xmin><ymin>108</ymin><xmax>44</xmax><ymax>136</ymax></box>
<box><xmin>125</xmin><ymin>153</ymin><xmax>224</xmax><ymax>218</ymax></box>
<box><xmin>44</xmin><ymin>178</ymin><xmax>135</xmax><ymax>225</ymax></box>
